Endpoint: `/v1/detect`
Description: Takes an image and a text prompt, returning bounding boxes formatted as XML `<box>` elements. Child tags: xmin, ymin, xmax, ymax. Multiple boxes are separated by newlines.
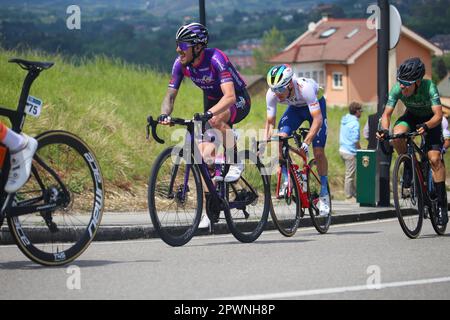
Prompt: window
<box><xmin>333</xmin><ymin>72</ymin><xmax>343</xmax><ymax>89</ymax></box>
<box><xmin>297</xmin><ymin>69</ymin><xmax>325</xmax><ymax>87</ymax></box>
<box><xmin>346</xmin><ymin>28</ymin><xmax>359</xmax><ymax>39</ymax></box>
<box><xmin>320</xmin><ymin>28</ymin><xmax>337</xmax><ymax>38</ymax></box>
<box><xmin>312</xmin><ymin>71</ymin><xmax>318</xmax><ymax>83</ymax></box>
<box><xmin>319</xmin><ymin>70</ymin><xmax>325</xmax><ymax>87</ymax></box>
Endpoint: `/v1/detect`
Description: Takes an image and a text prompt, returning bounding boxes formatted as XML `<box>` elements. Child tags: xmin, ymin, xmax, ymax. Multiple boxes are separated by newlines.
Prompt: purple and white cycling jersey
<box><xmin>169</xmin><ymin>48</ymin><xmax>247</xmax><ymax>100</ymax></box>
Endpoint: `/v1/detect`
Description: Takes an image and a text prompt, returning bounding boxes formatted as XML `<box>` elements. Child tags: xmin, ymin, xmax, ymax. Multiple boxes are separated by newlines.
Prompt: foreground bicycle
<box><xmin>383</xmin><ymin>131</ymin><xmax>447</xmax><ymax>238</ymax></box>
<box><xmin>0</xmin><ymin>58</ymin><xmax>104</xmax><ymax>266</ymax></box>
<box><xmin>263</xmin><ymin>128</ymin><xmax>332</xmax><ymax>237</ymax></box>
<box><xmin>146</xmin><ymin>115</ymin><xmax>270</xmax><ymax>246</ymax></box>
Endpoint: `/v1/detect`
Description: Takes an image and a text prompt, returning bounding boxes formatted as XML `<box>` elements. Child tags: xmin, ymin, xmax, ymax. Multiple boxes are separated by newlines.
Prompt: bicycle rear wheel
<box><xmin>393</xmin><ymin>154</ymin><xmax>423</xmax><ymax>239</ymax></box>
<box><xmin>270</xmin><ymin>163</ymin><xmax>303</xmax><ymax>237</ymax></box>
<box><xmin>307</xmin><ymin>159</ymin><xmax>332</xmax><ymax>234</ymax></box>
<box><xmin>7</xmin><ymin>131</ymin><xmax>104</xmax><ymax>266</ymax></box>
<box><xmin>224</xmin><ymin>150</ymin><xmax>270</xmax><ymax>243</ymax></box>
<box><xmin>148</xmin><ymin>146</ymin><xmax>202</xmax><ymax>246</ymax></box>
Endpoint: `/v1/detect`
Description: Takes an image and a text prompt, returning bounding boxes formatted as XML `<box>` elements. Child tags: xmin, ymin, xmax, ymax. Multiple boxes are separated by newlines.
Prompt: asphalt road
<box><xmin>1</xmin><ymin>218</ymin><xmax>450</xmax><ymax>300</ymax></box>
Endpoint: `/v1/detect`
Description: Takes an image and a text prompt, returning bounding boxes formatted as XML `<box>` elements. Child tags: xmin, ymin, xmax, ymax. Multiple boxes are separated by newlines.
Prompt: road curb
<box><xmin>0</xmin><ymin>208</ymin><xmax>398</xmax><ymax>245</ymax></box>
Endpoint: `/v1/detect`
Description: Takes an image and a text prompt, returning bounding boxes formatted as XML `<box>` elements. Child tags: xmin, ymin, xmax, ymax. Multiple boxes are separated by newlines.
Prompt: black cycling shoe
<box><xmin>437</xmin><ymin>205</ymin><xmax>449</xmax><ymax>226</ymax></box>
<box><xmin>402</xmin><ymin>164</ymin><xmax>412</xmax><ymax>189</ymax></box>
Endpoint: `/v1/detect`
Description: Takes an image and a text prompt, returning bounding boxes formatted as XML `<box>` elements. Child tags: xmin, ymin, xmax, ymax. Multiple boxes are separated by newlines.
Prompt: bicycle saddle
<box><xmin>8</xmin><ymin>58</ymin><xmax>54</xmax><ymax>71</ymax></box>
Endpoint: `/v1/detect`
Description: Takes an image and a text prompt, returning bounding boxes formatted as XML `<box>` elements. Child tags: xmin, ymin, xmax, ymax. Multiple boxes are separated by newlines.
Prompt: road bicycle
<box><xmin>383</xmin><ymin>131</ymin><xmax>447</xmax><ymax>238</ymax></box>
<box><xmin>0</xmin><ymin>58</ymin><xmax>104</xmax><ymax>266</ymax></box>
<box><xmin>146</xmin><ymin>115</ymin><xmax>270</xmax><ymax>246</ymax></box>
<box><xmin>264</xmin><ymin>128</ymin><xmax>332</xmax><ymax>237</ymax></box>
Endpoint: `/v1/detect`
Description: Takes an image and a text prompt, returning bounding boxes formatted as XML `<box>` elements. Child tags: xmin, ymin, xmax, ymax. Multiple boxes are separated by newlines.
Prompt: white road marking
<box><xmin>212</xmin><ymin>276</ymin><xmax>450</xmax><ymax>300</ymax></box>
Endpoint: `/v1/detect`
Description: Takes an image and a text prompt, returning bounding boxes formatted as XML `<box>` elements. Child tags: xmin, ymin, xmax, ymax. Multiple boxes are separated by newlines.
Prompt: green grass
<box><xmin>1</xmin><ymin>48</ymin><xmax>448</xmax><ymax>209</ymax></box>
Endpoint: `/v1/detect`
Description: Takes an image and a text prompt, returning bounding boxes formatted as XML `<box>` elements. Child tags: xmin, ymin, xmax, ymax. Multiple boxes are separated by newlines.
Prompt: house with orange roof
<box><xmin>270</xmin><ymin>17</ymin><xmax>443</xmax><ymax>107</ymax></box>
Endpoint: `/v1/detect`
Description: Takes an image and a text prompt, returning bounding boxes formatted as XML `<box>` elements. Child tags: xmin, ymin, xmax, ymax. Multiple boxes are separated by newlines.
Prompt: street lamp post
<box><xmin>199</xmin><ymin>0</ymin><xmax>206</xmax><ymax>25</ymax></box>
<box><xmin>377</xmin><ymin>0</ymin><xmax>392</xmax><ymax>207</ymax></box>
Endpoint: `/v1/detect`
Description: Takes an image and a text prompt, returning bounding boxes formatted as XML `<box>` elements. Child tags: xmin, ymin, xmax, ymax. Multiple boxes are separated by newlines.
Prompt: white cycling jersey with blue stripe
<box><xmin>266</xmin><ymin>75</ymin><xmax>324</xmax><ymax>118</ymax></box>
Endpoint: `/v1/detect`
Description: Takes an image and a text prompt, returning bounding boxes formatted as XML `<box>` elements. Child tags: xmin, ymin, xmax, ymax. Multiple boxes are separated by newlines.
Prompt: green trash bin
<box><xmin>356</xmin><ymin>150</ymin><xmax>379</xmax><ymax>206</ymax></box>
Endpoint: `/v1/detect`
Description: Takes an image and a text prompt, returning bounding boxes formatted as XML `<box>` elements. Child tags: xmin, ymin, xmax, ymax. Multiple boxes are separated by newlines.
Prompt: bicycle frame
<box><xmin>147</xmin><ymin>116</ymin><xmax>257</xmax><ymax>211</ymax></box>
<box><xmin>407</xmin><ymin>136</ymin><xmax>437</xmax><ymax>203</ymax></box>
<box><xmin>0</xmin><ymin>63</ymin><xmax>66</xmax><ymax>221</ymax></box>
<box><xmin>275</xmin><ymin>130</ymin><xmax>318</xmax><ymax>208</ymax></box>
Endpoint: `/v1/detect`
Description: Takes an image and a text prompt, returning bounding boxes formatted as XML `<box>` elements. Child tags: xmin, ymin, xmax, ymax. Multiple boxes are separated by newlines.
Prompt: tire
<box><xmin>307</xmin><ymin>159</ymin><xmax>332</xmax><ymax>234</ymax></box>
<box><xmin>224</xmin><ymin>150</ymin><xmax>270</xmax><ymax>243</ymax></box>
<box><xmin>7</xmin><ymin>131</ymin><xmax>104</xmax><ymax>266</ymax></box>
<box><xmin>430</xmin><ymin>200</ymin><xmax>447</xmax><ymax>235</ymax></box>
<box><xmin>148</xmin><ymin>146</ymin><xmax>203</xmax><ymax>247</ymax></box>
<box><xmin>270</xmin><ymin>162</ymin><xmax>303</xmax><ymax>237</ymax></box>
<box><xmin>393</xmin><ymin>154</ymin><xmax>423</xmax><ymax>239</ymax></box>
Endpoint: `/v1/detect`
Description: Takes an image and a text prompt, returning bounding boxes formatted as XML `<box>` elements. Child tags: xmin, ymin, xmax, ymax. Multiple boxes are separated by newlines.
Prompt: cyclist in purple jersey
<box><xmin>158</xmin><ymin>22</ymin><xmax>251</xmax><ymax>181</ymax></box>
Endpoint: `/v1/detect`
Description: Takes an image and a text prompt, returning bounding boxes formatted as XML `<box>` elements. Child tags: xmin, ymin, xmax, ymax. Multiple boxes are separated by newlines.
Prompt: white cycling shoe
<box><xmin>318</xmin><ymin>194</ymin><xmax>331</xmax><ymax>217</ymax></box>
<box><xmin>198</xmin><ymin>215</ymin><xmax>211</xmax><ymax>229</ymax></box>
<box><xmin>224</xmin><ymin>163</ymin><xmax>244</xmax><ymax>183</ymax></box>
<box><xmin>5</xmin><ymin>134</ymin><xmax>38</xmax><ymax>193</ymax></box>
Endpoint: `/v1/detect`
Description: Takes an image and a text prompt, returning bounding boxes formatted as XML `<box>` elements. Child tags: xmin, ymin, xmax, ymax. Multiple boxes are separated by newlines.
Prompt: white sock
<box><xmin>3</xmin><ymin>129</ymin><xmax>25</xmax><ymax>152</ymax></box>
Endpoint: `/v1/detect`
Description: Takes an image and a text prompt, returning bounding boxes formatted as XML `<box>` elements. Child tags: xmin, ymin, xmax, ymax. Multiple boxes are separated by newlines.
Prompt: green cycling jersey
<box><xmin>386</xmin><ymin>79</ymin><xmax>441</xmax><ymax>117</ymax></box>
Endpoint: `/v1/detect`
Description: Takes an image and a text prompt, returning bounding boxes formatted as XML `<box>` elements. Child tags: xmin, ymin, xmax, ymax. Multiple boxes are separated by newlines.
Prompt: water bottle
<box><xmin>301</xmin><ymin>172</ymin><xmax>307</xmax><ymax>193</ymax></box>
<box><xmin>213</xmin><ymin>154</ymin><xmax>225</xmax><ymax>181</ymax></box>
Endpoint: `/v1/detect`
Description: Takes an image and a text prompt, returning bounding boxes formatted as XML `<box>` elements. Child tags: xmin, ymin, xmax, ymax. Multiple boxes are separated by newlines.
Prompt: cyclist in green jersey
<box><xmin>377</xmin><ymin>57</ymin><xmax>448</xmax><ymax>225</ymax></box>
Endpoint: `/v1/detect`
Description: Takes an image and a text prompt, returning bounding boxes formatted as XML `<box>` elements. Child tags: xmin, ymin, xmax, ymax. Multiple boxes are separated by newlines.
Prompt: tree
<box><xmin>252</xmin><ymin>27</ymin><xmax>286</xmax><ymax>75</ymax></box>
<box><xmin>436</xmin><ymin>58</ymin><xmax>448</xmax><ymax>81</ymax></box>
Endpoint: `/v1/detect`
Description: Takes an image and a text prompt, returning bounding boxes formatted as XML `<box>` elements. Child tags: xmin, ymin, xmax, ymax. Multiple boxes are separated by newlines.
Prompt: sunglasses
<box><xmin>271</xmin><ymin>85</ymin><xmax>288</xmax><ymax>94</ymax></box>
<box><xmin>397</xmin><ymin>78</ymin><xmax>416</xmax><ymax>87</ymax></box>
<box><xmin>176</xmin><ymin>41</ymin><xmax>194</xmax><ymax>51</ymax></box>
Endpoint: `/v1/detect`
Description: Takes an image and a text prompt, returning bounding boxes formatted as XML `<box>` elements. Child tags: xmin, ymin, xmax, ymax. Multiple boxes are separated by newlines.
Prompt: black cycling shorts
<box><xmin>394</xmin><ymin>112</ymin><xmax>443</xmax><ymax>151</ymax></box>
<box><xmin>205</xmin><ymin>89</ymin><xmax>251</xmax><ymax>127</ymax></box>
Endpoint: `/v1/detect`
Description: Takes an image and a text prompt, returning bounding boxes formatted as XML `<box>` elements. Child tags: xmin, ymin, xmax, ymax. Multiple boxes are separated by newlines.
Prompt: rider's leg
<box><xmin>278</xmin><ymin>106</ymin><xmax>304</xmax><ymax>187</ymax></box>
<box><xmin>392</xmin><ymin>124</ymin><xmax>409</xmax><ymax>154</ymax></box>
<box><xmin>1</xmin><ymin>123</ymin><xmax>38</xmax><ymax>193</ymax></box>
<box><xmin>393</xmin><ymin>121</ymin><xmax>412</xmax><ymax>187</ymax></box>
<box><xmin>310</xmin><ymin>97</ymin><xmax>330</xmax><ymax>216</ymax></box>
<box><xmin>427</xmin><ymin>125</ymin><xmax>448</xmax><ymax>224</ymax></box>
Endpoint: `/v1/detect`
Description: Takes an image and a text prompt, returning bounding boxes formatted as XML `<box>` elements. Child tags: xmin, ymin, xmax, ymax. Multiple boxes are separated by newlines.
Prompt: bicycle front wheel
<box><xmin>224</xmin><ymin>150</ymin><xmax>270</xmax><ymax>243</ymax></box>
<box><xmin>393</xmin><ymin>154</ymin><xmax>423</xmax><ymax>239</ymax></box>
<box><xmin>270</xmin><ymin>163</ymin><xmax>303</xmax><ymax>237</ymax></box>
<box><xmin>148</xmin><ymin>146</ymin><xmax>203</xmax><ymax>247</ymax></box>
<box><xmin>7</xmin><ymin>131</ymin><xmax>104</xmax><ymax>266</ymax></box>
<box><xmin>308</xmin><ymin>159</ymin><xmax>331</xmax><ymax>234</ymax></box>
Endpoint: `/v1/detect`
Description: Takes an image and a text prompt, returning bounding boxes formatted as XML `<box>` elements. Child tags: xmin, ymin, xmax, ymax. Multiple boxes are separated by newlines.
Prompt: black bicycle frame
<box><xmin>406</xmin><ymin>136</ymin><xmax>432</xmax><ymax>199</ymax></box>
<box><xmin>0</xmin><ymin>66</ymin><xmax>67</xmax><ymax>219</ymax></box>
<box><xmin>148</xmin><ymin>116</ymin><xmax>257</xmax><ymax>211</ymax></box>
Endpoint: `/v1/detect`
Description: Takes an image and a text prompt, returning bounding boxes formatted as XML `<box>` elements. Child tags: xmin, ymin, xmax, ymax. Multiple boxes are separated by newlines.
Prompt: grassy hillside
<box><xmin>1</xmin><ymin>49</ymin><xmax>447</xmax><ymax>210</ymax></box>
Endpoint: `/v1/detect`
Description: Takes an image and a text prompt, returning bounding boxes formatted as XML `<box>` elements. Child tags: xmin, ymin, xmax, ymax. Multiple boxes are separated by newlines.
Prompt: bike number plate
<box><xmin>25</xmin><ymin>96</ymin><xmax>43</xmax><ymax>118</ymax></box>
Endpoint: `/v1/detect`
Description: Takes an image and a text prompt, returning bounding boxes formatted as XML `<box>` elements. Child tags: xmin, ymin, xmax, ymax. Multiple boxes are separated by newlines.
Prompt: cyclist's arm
<box><xmin>380</xmin><ymin>106</ymin><xmax>394</xmax><ymax>131</ymax></box>
<box><xmin>265</xmin><ymin>90</ymin><xmax>278</xmax><ymax>140</ymax></box>
<box><xmin>208</xmin><ymin>82</ymin><xmax>236</xmax><ymax>116</ymax></box>
<box><xmin>420</xmin><ymin>104</ymin><xmax>443</xmax><ymax>133</ymax></box>
<box><xmin>160</xmin><ymin>88</ymin><xmax>178</xmax><ymax>116</ymax></box>
<box><xmin>160</xmin><ymin>58</ymin><xmax>184</xmax><ymax>117</ymax></box>
<box><xmin>265</xmin><ymin>116</ymin><xmax>276</xmax><ymax>141</ymax></box>
<box><xmin>380</xmin><ymin>84</ymin><xmax>401</xmax><ymax>132</ymax></box>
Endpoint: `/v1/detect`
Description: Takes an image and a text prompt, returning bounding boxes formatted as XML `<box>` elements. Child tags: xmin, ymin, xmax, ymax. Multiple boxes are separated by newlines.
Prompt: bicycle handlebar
<box><xmin>146</xmin><ymin>115</ymin><xmax>210</xmax><ymax>145</ymax></box>
<box><xmin>146</xmin><ymin>116</ymin><xmax>165</xmax><ymax>144</ymax></box>
<box><xmin>378</xmin><ymin>131</ymin><xmax>420</xmax><ymax>154</ymax></box>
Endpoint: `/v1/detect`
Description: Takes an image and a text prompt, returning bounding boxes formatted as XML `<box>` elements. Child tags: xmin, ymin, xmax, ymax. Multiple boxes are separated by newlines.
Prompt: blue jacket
<box><xmin>339</xmin><ymin>114</ymin><xmax>360</xmax><ymax>155</ymax></box>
